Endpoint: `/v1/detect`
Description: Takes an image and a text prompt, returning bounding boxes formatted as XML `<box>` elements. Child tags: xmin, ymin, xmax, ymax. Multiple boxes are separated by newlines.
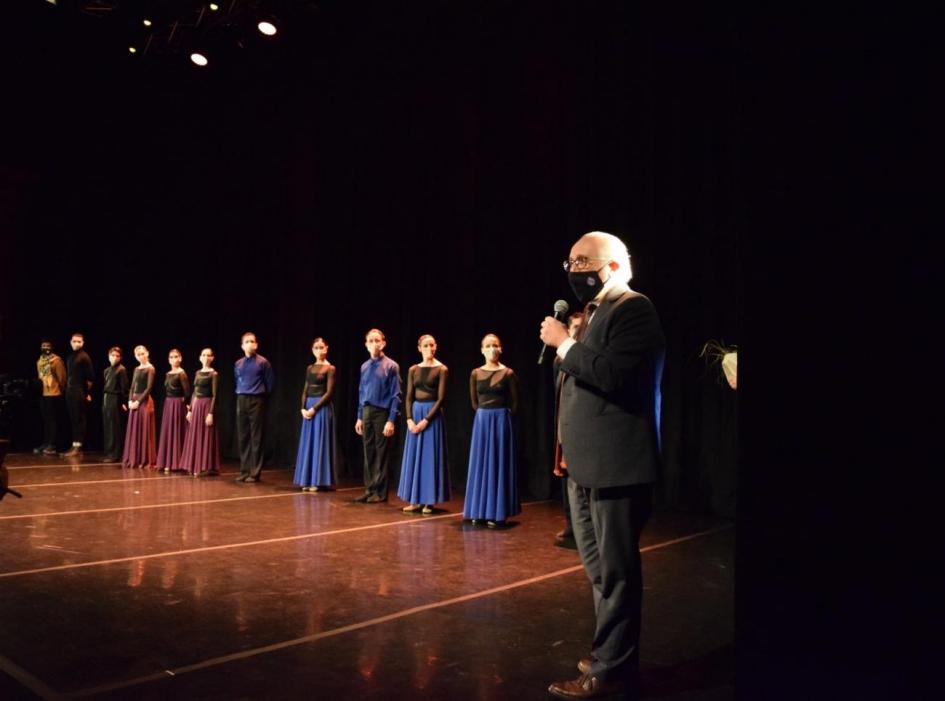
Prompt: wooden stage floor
<box><xmin>0</xmin><ymin>452</ymin><xmax>733</xmax><ymax>700</ymax></box>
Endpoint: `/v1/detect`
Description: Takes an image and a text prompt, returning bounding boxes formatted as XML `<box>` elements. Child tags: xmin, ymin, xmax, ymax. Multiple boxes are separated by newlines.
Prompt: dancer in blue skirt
<box><xmin>398</xmin><ymin>334</ymin><xmax>450</xmax><ymax>514</ymax></box>
<box><xmin>294</xmin><ymin>338</ymin><xmax>336</xmax><ymax>492</ymax></box>
<box><xmin>463</xmin><ymin>333</ymin><xmax>520</xmax><ymax>527</ymax></box>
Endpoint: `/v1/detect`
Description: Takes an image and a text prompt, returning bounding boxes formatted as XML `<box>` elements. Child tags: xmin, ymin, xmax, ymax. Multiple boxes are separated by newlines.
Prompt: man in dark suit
<box><xmin>540</xmin><ymin>231</ymin><xmax>665</xmax><ymax>700</ymax></box>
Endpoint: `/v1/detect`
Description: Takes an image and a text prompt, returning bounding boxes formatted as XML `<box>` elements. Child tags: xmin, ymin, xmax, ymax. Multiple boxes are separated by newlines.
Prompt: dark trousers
<box><xmin>561</xmin><ymin>475</ymin><xmax>573</xmax><ymax>526</ymax></box>
<box><xmin>65</xmin><ymin>387</ymin><xmax>88</xmax><ymax>446</ymax></box>
<box><xmin>361</xmin><ymin>405</ymin><xmax>392</xmax><ymax>498</ymax></box>
<box><xmin>40</xmin><ymin>396</ymin><xmax>63</xmax><ymax>449</ymax></box>
<box><xmin>568</xmin><ymin>480</ymin><xmax>653</xmax><ymax>683</ymax></box>
<box><xmin>236</xmin><ymin>394</ymin><xmax>267</xmax><ymax>479</ymax></box>
<box><xmin>102</xmin><ymin>394</ymin><xmax>125</xmax><ymax>459</ymax></box>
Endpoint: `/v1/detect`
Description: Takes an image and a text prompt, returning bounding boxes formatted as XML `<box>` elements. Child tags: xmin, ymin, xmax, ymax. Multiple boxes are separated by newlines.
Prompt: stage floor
<box><xmin>0</xmin><ymin>452</ymin><xmax>733</xmax><ymax>700</ymax></box>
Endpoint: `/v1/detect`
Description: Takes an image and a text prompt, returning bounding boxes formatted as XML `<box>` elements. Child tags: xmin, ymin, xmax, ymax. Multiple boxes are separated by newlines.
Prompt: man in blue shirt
<box><xmin>234</xmin><ymin>332</ymin><xmax>275</xmax><ymax>483</ymax></box>
<box><xmin>354</xmin><ymin>328</ymin><xmax>401</xmax><ymax>503</ymax></box>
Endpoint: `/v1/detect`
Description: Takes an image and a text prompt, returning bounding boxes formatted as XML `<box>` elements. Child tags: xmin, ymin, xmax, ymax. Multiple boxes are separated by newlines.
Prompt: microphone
<box><xmin>538</xmin><ymin>299</ymin><xmax>570</xmax><ymax>364</ymax></box>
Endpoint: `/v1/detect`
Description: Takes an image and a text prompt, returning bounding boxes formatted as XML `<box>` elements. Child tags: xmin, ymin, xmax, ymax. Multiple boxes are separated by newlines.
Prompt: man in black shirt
<box><xmin>62</xmin><ymin>332</ymin><xmax>94</xmax><ymax>458</ymax></box>
<box><xmin>102</xmin><ymin>346</ymin><xmax>128</xmax><ymax>462</ymax></box>
<box><xmin>553</xmin><ymin>312</ymin><xmax>584</xmax><ymax>547</ymax></box>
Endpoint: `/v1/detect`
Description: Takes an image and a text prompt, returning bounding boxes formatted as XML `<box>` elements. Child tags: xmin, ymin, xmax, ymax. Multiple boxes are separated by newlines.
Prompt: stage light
<box><xmin>190</xmin><ymin>52</ymin><xmax>209</xmax><ymax>66</ymax></box>
<box><xmin>210</xmin><ymin>3</ymin><xmax>220</xmax><ymax>10</ymax></box>
<box><xmin>143</xmin><ymin>19</ymin><xmax>152</xmax><ymax>27</ymax></box>
<box><xmin>45</xmin><ymin>0</ymin><xmax>57</xmax><ymax>5</ymax></box>
<box><xmin>128</xmin><ymin>47</ymin><xmax>137</xmax><ymax>54</ymax></box>
<box><xmin>257</xmin><ymin>21</ymin><xmax>277</xmax><ymax>36</ymax></box>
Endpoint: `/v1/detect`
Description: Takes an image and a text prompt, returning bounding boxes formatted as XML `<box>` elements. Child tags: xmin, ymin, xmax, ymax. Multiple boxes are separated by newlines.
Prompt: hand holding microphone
<box><xmin>538</xmin><ymin>299</ymin><xmax>570</xmax><ymax>364</ymax></box>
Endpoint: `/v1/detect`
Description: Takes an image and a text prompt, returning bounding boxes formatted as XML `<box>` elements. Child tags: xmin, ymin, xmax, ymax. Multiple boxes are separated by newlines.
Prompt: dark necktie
<box><xmin>576</xmin><ymin>303</ymin><xmax>598</xmax><ymax>343</ymax></box>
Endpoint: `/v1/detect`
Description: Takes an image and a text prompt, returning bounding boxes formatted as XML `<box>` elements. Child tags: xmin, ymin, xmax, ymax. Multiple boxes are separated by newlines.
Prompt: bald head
<box><xmin>572</xmin><ymin>231</ymin><xmax>633</xmax><ymax>284</ymax></box>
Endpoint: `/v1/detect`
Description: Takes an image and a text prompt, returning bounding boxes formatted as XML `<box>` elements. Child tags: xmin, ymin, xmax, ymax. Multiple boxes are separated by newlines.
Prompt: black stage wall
<box><xmin>1</xmin><ymin>2</ymin><xmax>738</xmax><ymax>515</ymax></box>
<box><xmin>3</xmin><ymin>3</ymin><xmax>931</xmax><ymax>699</ymax></box>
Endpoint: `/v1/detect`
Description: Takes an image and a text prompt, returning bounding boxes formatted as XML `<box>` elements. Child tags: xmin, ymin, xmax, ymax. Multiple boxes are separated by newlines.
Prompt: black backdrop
<box><xmin>4</xmin><ymin>3</ymin><xmax>932</xmax><ymax>698</ymax></box>
<box><xmin>1</xmin><ymin>1</ymin><xmax>738</xmax><ymax>516</ymax></box>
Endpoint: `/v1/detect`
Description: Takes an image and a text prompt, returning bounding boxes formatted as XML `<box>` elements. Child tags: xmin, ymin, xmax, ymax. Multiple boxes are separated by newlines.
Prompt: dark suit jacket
<box><xmin>558</xmin><ymin>287</ymin><xmax>665</xmax><ymax>489</ymax></box>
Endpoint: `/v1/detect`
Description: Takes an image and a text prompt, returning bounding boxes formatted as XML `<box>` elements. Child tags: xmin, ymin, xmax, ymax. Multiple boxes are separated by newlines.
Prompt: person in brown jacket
<box><xmin>35</xmin><ymin>339</ymin><xmax>67</xmax><ymax>455</ymax></box>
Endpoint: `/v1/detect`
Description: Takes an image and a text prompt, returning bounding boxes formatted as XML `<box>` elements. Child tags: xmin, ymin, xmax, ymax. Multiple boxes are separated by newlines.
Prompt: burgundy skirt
<box><xmin>156</xmin><ymin>397</ymin><xmax>188</xmax><ymax>470</ymax></box>
<box><xmin>122</xmin><ymin>394</ymin><xmax>156</xmax><ymax>469</ymax></box>
<box><xmin>179</xmin><ymin>397</ymin><xmax>220</xmax><ymax>475</ymax></box>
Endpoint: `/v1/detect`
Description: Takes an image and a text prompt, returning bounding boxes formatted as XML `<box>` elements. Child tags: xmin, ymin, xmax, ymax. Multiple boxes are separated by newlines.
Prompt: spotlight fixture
<box><xmin>257</xmin><ymin>21</ymin><xmax>277</xmax><ymax>36</ymax></box>
<box><xmin>190</xmin><ymin>52</ymin><xmax>209</xmax><ymax>66</ymax></box>
<box><xmin>128</xmin><ymin>46</ymin><xmax>137</xmax><ymax>54</ymax></box>
<box><xmin>143</xmin><ymin>19</ymin><xmax>152</xmax><ymax>27</ymax></box>
<box><xmin>209</xmin><ymin>3</ymin><xmax>219</xmax><ymax>10</ymax></box>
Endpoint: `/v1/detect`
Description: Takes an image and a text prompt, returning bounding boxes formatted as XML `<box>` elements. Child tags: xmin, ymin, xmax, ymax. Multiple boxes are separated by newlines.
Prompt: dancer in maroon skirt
<box><xmin>156</xmin><ymin>349</ymin><xmax>192</xmax><ymax>474</ymax></box>
<box><xmin>122</xmin><ymin>345</ymin><xmax>157</xmax><ymax>469</ymax></box>
<box><xmin>180</xmin><ymin>348</ymin><xmax>220</xmax><ymax>477</ymax></box>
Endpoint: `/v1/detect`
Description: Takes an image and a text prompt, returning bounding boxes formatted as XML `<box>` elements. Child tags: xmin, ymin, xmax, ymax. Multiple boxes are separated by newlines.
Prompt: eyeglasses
<box><xmin>562</xmin><ymin>255</ymin><xmax>610</xmax><ymax>272</ymax></box>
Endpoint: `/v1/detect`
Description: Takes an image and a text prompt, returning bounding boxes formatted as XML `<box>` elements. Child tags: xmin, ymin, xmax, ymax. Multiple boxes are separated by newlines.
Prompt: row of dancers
<box><xmin>102</xmin><ymin>330</ymin><xmax>521</xmax><ymax>526</ymax></box>
<box><xmin>114</xmin><ymin>346</ymin><xmax>220</xmax><ymax>476</ymax></box>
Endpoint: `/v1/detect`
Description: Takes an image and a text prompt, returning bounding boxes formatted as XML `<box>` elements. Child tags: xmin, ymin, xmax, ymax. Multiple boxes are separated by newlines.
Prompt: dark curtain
<box><xmin>2</xmin><ymin>1</ymin><xmax>739</xmax><ymax>516</ymax></box>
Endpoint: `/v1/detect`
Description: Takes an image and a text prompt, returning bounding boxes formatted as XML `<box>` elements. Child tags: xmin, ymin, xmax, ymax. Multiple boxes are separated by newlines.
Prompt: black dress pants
<box><xmin>568</xmin><ymin>480</ymin><xmax>653</xmax><ymax>683</ymax></box>
<box><xmin>236</xmin><ymin>394</ymin><xmax>267</xmax><ymax>479</ymax></box>
<box><xmin>361</xmin><ymin>405</ymin><xmax>391</xmax><ymax>498</ymax></box>
<box><xmin>560</xmin><ymin>475</ymin><xmax>573</xmax><ymax>526</ymax></box>
<box><xmin>65</xmin><ymin>387</ymin><xmax>87</xmax><ymax>446</ymax></box>
<box><xmin>40</xmin><ymin>396</ymin><xmax>63</xmax><ymax>449</ymax></box>
<box><xmin>102</xmin><ymin>394</ymin><xmax>125</xmax><ymax>459</ymax></box>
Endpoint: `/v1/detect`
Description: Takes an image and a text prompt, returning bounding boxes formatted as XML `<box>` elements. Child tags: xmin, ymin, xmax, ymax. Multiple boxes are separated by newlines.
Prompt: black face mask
<box><xmin>568</xmin><ymin>268</ymin><xmax>606</xmax><ymax>305</ymax></box>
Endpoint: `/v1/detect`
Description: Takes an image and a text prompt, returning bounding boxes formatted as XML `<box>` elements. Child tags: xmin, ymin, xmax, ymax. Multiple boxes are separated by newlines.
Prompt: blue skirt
<box><xmin>397</xmin><ymin>401</ymin><xmax>450</xmax><ymax>505</ymax></box>
<box><xmin>463</xmin><ymin>407</ymin><xmax>520</xmax><ymax>521</ymax></box>
<box><xmin>294</xmin><ymin>398</ymin><xmax>335</xmax><ymax>487</ymax></box>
